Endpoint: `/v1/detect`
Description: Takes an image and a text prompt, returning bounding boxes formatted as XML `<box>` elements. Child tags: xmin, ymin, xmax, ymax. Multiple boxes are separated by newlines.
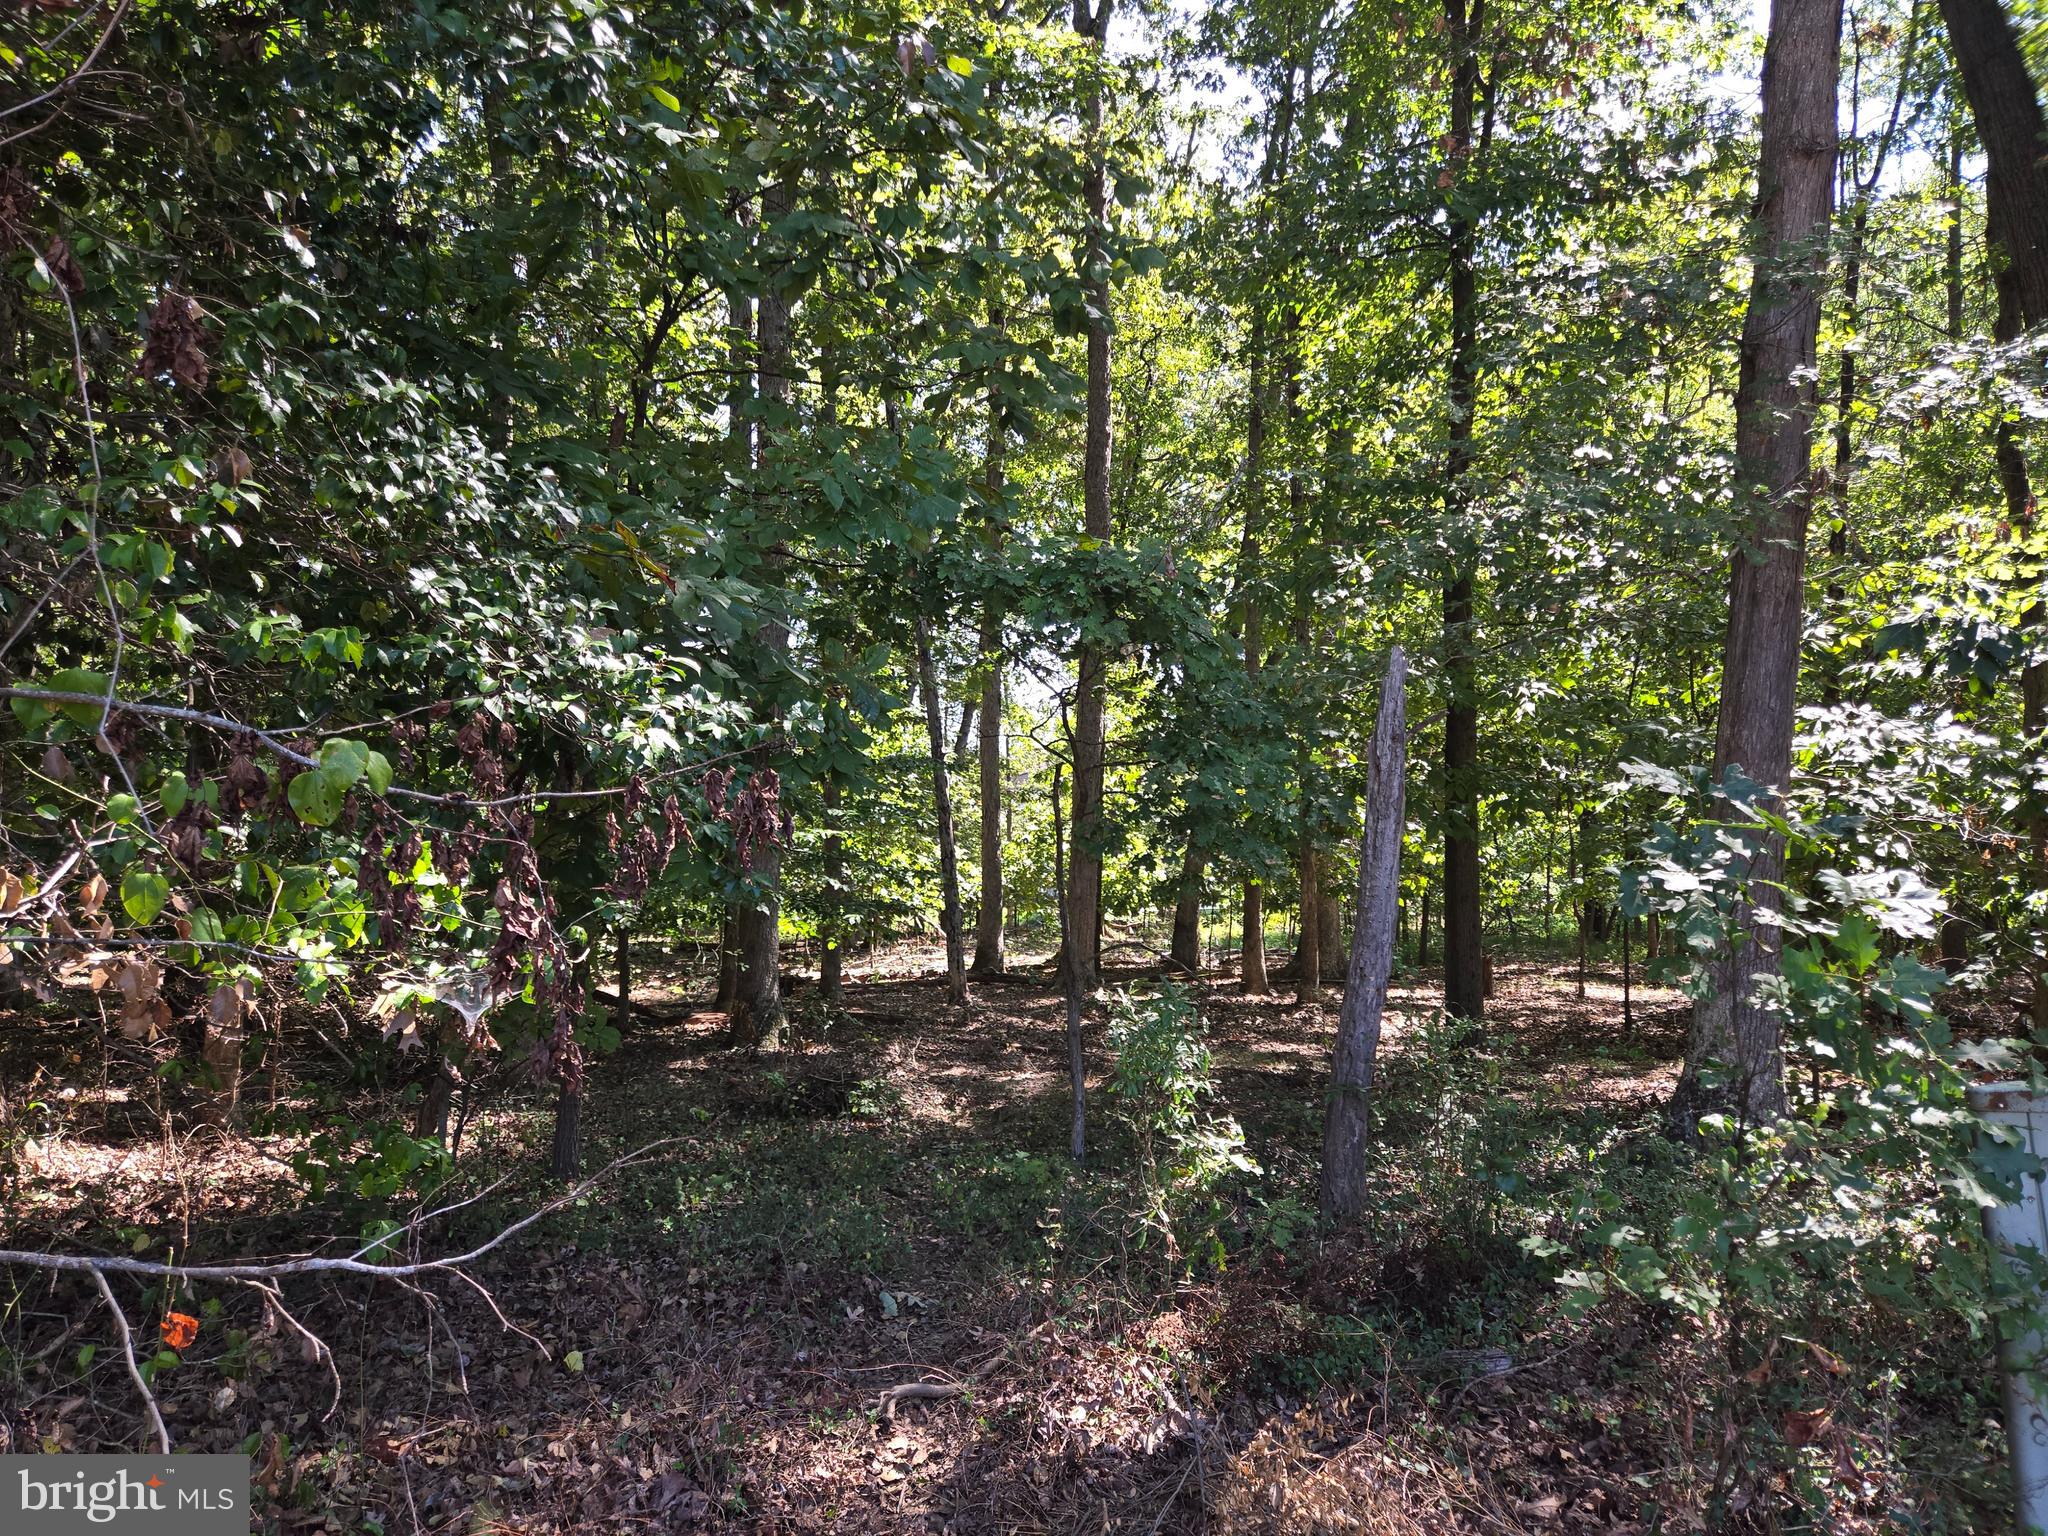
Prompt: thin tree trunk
<box><xmin>821</xmin><ymin>776</ymin><xmax>845</xmax><ymax>1005</ymax></box>
<box><xmin>1319</xmin><ymin>648</ymin><xmax>1409</xmax><ymax>1225</ymax></box>
<box><xmin>1066</xmin><ymin>0</ymin><xmax>1114</xmax><ymax>996</ymax></box>
<box><xmin>971</xmin><ymin>637</ymin><xmax>1006</xmax><ymax>975</ymax></box>
<box><xmin>1574</xmin><ymin>808</ymin><xmax>1589</xmax><ymax>1000</ymax></box>
<box><xmin>1170</xmin><ymin>840</ymin><xmax>1204</xmax><ymax>977</ymax></box>
<box><xmin>1825</xmin><ymin>5</ymin><xmax>1917</xmax><ymax>703</ymax></box>
<box><xmin>1239</xmin><ymin>302</ymin><xmax>1272</xmax><ymax>996</ymax></box>
<box><xmin>972</xmin><ymin>63</ymin><xmax>1010</xmax><ymax>982</ymax></box>
<box><xmin>1622</xmin><ymin>913</ymin><xmax>1634</xmax><ymax>1039</ymax></box>
<box><xmin>1319</xmin><ymin>863</ymin><xmax>1345</xmax><ymax>981</ymax></box>
<box><xmin>551</xmin><ymin>951</ymin><xmax>592</xmax><ymax>1181</ymax></box>
<box><xmin>1295</xmin><ymin>844</ymin><xmax>1322</xmax><ymax>1004</ymax></box>
<box><xmin>734</xmin><ymin>175</ymin><xmax>794</xmax><ymax>1052</ymax></box>
<box><xmin>1441</xmin><ymin>0</ymin><xmax>1487</xmax><ymax>1025</ymax></box>
<box><xmin>1672</xmin><ymin>0</ymin><xmax>1842</xmax><ymax>1131</ymax></box>
<box><xmin>1053</xmin><ymin>760</ymin><xmax>1086</xmax><ymax>1161</ymax></box>
<box><xmin>1418</xmin><ymin>886</ymin><xmax>1431</xmax><ymax>967</ymax></box>
<box><xmin>916</xmin><ymin>615</ymin><xmax>968</xmax><ymax>1005</ymax></box>
<box><xmin>715</xmin><ymin>906</ymin><xmax>739</xmax><ymax>1010</ymax></box>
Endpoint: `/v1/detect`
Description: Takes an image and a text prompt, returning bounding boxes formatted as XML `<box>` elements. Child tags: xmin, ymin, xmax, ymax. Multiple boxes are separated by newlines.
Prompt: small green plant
<box><xmin>1104</xmin><ymin>983</ymin><xmax>1257</xmax><ymax>1265</ymax></box>
<box><xmin>1528</xmin><ymin>761</ymin><xmax>2045</xmax><ymax>1525</ymax></box>
<box><xmin>290</xmin><ymin>1118</ymin><xmax>450</xmax><ymax>1205</ymax></box>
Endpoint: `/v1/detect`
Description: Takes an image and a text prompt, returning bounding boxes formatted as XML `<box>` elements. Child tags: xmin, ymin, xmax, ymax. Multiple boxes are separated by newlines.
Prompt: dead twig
<box><xmin>89</xmin><ymin>1267</ymin><xmax>169</xmax><ymax>1454</ymax></box>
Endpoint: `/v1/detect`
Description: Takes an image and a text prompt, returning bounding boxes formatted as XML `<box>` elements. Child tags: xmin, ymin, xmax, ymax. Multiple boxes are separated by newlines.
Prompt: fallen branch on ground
<box><xmin>2</xmin><ymin>1138</ymin><xmax>681</xmax><ymax>1448</ymax></box>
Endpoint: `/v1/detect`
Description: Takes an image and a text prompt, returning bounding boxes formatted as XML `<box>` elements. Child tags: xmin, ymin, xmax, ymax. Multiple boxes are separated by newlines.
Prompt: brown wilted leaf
<box><xmin>1783</xmin><ymin>1408</ymin><xmax>1831</xmax><ymax>1448</ymax></box>
<box><xmin>139</xmin><ymin>292</ymin><xmax>212</xmax><ymax>391</ymax></box>
<box><xmin>42</xmin><ymin>234</ymin><xmax>83</xmax><ymax>296</ymax></box>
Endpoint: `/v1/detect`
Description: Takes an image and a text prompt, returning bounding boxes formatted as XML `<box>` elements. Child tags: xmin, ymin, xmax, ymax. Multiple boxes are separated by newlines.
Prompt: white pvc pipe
<box><xmin>1968</xmin><ymin>1081</ymin><xmax>2048</xmax><ymax>1534</ymax></box>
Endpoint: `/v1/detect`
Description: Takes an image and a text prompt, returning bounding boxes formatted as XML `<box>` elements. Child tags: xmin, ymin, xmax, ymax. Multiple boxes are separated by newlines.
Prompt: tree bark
<box><xmin>1284</xmin><ymin>289</ymin><xmax>1323</xmax><ymax>1007</ymax></box>
<box><xmin>971</xmin><ymin>637</ymin><xmax>1006</xmax><ymax>975</ymax></box>
<box><xmin>821</xmin><ymin>775</ymin><xmax>845</xmax><ymax>1006</ymax></box>
<box><xmin>1053</xmin><ymin>761</ymin><xmax>1087</xmax><ymax>1160</ymax></box>
<box><xmin>972</xmin><ymin>338</ymin><xmax>1008</xmax><ymax>978</ymax></box>
<box><xmin>1170</xmin><ymin>840</ymin><xmax>1204</xmax><ymax>976</ymax></box>
<box><xmin>1440</xmin><ymin>0</ymin><xmax>1487</xmax><ymax>1025</ymax></box>
<box><xmin>550</xmin><ymin>953</ymin><xmax>590</xmax><ymax>1181</ymax></box>
<box><xmin>1318</xmin><ymin>863</ymin><xmax>1345</xmax><ymax>981</ymax></box>
<box><xmin>1236</xmin><ymin>67</ymin><xmax>1291</xmax><ymax>1001</ymax></box>
<box><xmin>1672</xmin><ymin>0</ymin><xmax>1841</xmax><ymax>1131</ymax></box>
<box><xmin>916</xmin><ymin>615</ymin><xmax>968</xmax><ymax>1005</ymax></box>
<box><xmin>1319</xmin><ymin>648</ymin><xmax>1409</xmax><ymax>1225</ymax></box>
<box><xmin>1240</xmin><ymin>303</ymin><xmax>1272</xmax><ymax>996</ymax></box>
<box><xmin>1065</xmin><ymin>0</ymin><xmax>1115</xmax><ymax>996</ymax></box>
<box><xmin>715</xmin><ymin>905</ymin><xmax>739</xmax><ymax>1010</ymax></box>
<box><xmin>1942</xmin><ymin>0</ymin><xmax>2048</xmax><ymax>325</ymax></box>
<box><xmin>733</xmin><ymin>175</ymin><xmax>795</xmax><ymax>1051</ymax></box>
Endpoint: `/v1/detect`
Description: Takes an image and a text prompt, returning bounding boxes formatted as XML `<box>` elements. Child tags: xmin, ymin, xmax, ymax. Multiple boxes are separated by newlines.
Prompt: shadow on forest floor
<box><xmin>0</xmin><ymin>944</ymin><xmax>2003</xmax><ymax>1533</ymax></box>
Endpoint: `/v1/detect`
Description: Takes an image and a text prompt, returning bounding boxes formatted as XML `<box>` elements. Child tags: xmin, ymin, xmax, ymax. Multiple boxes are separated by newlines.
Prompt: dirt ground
<box><xmin>0</xmin><ymin>944</ymin><xmax>2002</xmax><ymax>1533</ymax></box>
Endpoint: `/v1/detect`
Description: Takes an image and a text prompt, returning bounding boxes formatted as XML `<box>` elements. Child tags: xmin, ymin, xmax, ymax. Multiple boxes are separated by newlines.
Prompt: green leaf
<box><xmin>107</xmin><ymin>793</ymin><xmax>139</xmax><ymax>825</ymax></box>
<box><xmin>318</xmin><ymin>738</ymin><xmax>371</xmax><ymax>786</ymax></box>
<box><xmin>363</xmin><ymin>750</ymin><xmax>393</xmax><ymax>796</ymax></box>
<box><xmin>286</xmin><ymin>768</ymin><xmax>347</xmax><ymax>826</ymax></box>
<box><xmin>121</xmin><ymin>869</ymin><xmax>170</xmax><ymax>926</ymax></box>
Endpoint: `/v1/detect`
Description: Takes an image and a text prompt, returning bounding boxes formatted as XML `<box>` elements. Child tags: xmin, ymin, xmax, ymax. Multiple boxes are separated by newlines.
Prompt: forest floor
<box><xmin>0</xmin><ymin>942</ymin><xmax>2005</xmax><ymax>1534</ymax></box>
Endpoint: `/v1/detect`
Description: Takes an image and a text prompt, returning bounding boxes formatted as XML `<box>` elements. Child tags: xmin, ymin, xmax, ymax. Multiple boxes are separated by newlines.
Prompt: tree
<box><xmin>1672</xmin><ymin>0</ymin><xmax>1844</xmax><ymax>1129</ymax></box>
<box><xmin>1066</xmin><ymin>0</ymin><xmax>1116</xmax><ymax>995</ymax></box>
<box><xmin>1320</xmin><ymin>647</ymin><xmax>1407</xmax><ymax>1225</ymax></box>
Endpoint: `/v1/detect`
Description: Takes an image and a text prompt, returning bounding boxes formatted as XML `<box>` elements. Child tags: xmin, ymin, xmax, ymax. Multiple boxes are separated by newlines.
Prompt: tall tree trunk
<box><xmin>972</xmin><ymin>15</ymin><xmax>1011</xmax><ymax>980</ymax></box>
<box><xmin>1825</xmin><ymin>5</ymin><xmax>1917</xmax><ymax>702</ymax></box>
<box><xmin>1418</xmin><ymin>885</ymin><xmax>1431</xmax><ymax>967</ymax></box>
<box><xmin>1170</xmin><ymin>840</ymin><xmax>1204</xmax><ymax>976</ymax></box>
<box><xmin>1240</xmin><ymin>305</ymin><xmax>1272</xmax><ymax>996</ymax></box>
<box><xmin>1319</xmin><ymin>648</ymin><xmax>1409</xmax><ymax>1225</ymax></box>
<box><xmin>1288</xmin><ymin>300</ymin><xmax>1322</xmax><ymax>1007</ymax></box>
<box><xmin>820</xmin><ymin>775</ymin><xmax>845</xmax><ymax>1006</ymax></box>
<box><xmin>1573</xmin><ymin>807</ymin><xmax>1589</xmax><ymax>1000</ymax></box>
<box><xmin>1237</xmin><ymin>66</ymin><xmax>1292</xmax><ymax>1000</ymax></box>
<box><xmin>1942</xmin><ymin>0</ymin><xmax>2048</xmax><ymax>324</ymax></box>
<box><xmin>1441</xmin><ymin>0</ymin><xmax>1487</xmax><ymax>1025</ymax></box>
<box><xmin>916</xmin><ymin>615</ymin><xmax>969</xmax><ymax>1005</ymax></box>
<box><xmin>972</xmin><ymin>330</ymin><xmax>1008</xmax><ymax>979</ymax></box>
<box><xmin>1318</xmin><ymin>863</ymin><xmax>1345</xmax><ymax>980</ymax></box>
<box><xmin>1066</xmin><ymin>0</ymin><xmax>1114</xmax><ymax>996</ymax></box>
<box><xmin>734</xmin><ymin>176</ymin><xmax>794</xmax><ymax>1051</ymax></box>
<box><xmin>1942</xmin><ymin>0</ymin><xmax>2048</xmax><ymax>1032</ymax></box>
<box><xmin>715</xmin><ymin>905</ymin><xmax>739</xmax><ymax>1010</ymax></box>
<box><xmin>1053</xmin><ymin>761</ymin><xmax>1087</xmax><ymax>1160</ymax></box>
<box><xmin>551</xmin><ymin>951</ymin><xmax>592</xmax><ymax>1181</ymax></box>
<box><xmin>1295</xmin><ymin>845</ymin><xmax>1322</xmax><ymax>1005</ymax></box>
<box><xmin>719</xmin><ymin>207</ymin><xmax>758</xmax><ymax>1027</ymax></box>
<box><xmin>972</xmin><ymin>629</ymin><xmax>1006</xmax><ymax>976</ymax></box>
<box><xmin>1672</xmin><ymin>0</ymin><xmax>1842</xmax><ymax>1131</ymax></box>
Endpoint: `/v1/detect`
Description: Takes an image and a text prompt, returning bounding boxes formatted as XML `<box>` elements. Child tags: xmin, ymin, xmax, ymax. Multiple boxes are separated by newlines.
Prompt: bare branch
<box><xmin>90</xmin><ymin>1267</ymin><xmax>171</xmax><ymax>1454</ymax></box>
